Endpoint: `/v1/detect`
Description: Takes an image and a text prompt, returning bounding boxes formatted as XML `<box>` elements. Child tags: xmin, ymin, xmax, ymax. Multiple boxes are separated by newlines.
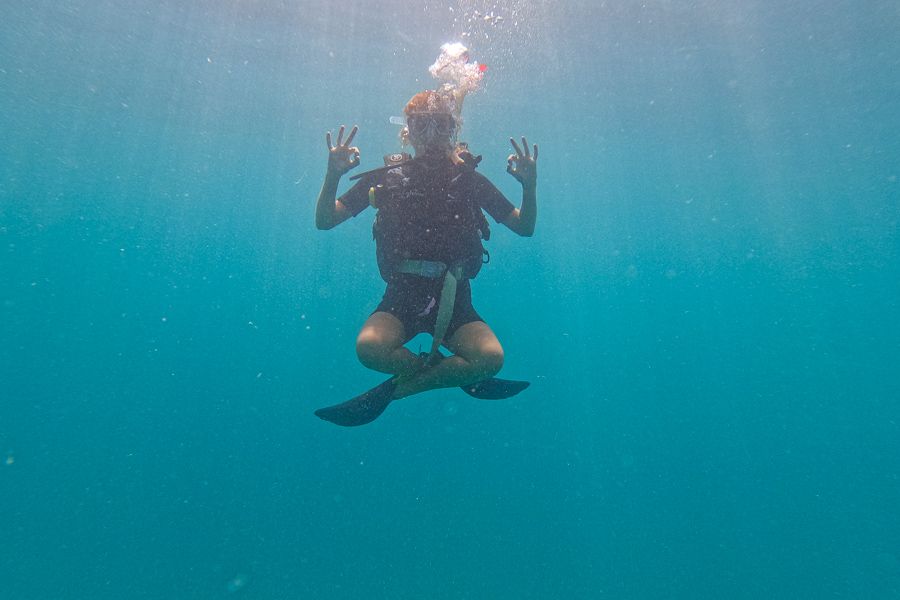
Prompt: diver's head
<box><xmin>403</xmin><ymin>90</ymin><xmax>458</xmax><ymax>157</ymax></box>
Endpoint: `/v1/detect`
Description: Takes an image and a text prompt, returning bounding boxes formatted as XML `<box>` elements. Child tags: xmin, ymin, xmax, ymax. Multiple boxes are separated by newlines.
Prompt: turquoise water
<box><xmin>2</xmin><ymin>1</ymin><xmax>899</xmax><ymax>598</ymax></box>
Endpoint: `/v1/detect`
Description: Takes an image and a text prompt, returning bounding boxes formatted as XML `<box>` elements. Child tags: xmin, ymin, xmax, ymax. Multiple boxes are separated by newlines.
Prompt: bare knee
<box><xmin>474</xmin><ymin>343</ymin><xmax>504</xmax><ymax>379</ymax></box>
<box><xmin>356</xmin><ymin>329</ymin><xmax>389</xmax><ymax>370</ymax></box>
<box><xmin>448</xmin><ymin>322</ymin><xmax>505</xmax><ymax>380</ymax></box>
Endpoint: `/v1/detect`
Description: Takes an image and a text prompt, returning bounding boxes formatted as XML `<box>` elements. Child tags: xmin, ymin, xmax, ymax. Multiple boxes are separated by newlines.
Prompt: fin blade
<box><xmin>315</xmin><ymin>378</ymin><xmax>397</xmax><ymax>426</ymax></box>
<box><xmin>461</xmin><ymin>378</ymin><xmax>530</xmax><ymax>400</ymax></box>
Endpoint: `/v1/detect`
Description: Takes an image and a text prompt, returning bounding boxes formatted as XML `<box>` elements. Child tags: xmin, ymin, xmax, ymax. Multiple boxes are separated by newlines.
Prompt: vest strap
<box><xmin>396</xmin><ymin>259</ymin><xmax>449</xmax><ymax>279</ymax></box>
<box><xmin>394</xmin><ymin>259</ymin><xmax>465</xmax><ymax>364</ymax></box>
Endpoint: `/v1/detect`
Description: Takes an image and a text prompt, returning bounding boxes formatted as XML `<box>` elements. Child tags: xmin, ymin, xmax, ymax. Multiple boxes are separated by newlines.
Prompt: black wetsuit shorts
<box><xmin>373</xmin><ymin>274</ymin><xmax>483</xmax><ymax>343</ymax></box>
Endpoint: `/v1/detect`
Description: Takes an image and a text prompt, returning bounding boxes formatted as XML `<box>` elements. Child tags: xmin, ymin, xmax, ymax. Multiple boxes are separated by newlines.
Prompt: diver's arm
<box><xmin>315</xmin><ymin>173</ymin><xmax>352</xmax><ymax>230</ymax></box>
<box><xmin>315</xmin><ymin>125</ymin><xmax>360</xmax><ymax>230</ymax></box>
<box><xmin>502</xmin><ymin>137</ymin><xmax>538</xmax><ymax>237</ymax></box>
<box><xmin>502</xmin><ymin>182</ymin><xmax>536</xmax><ymax>237</ymax></box>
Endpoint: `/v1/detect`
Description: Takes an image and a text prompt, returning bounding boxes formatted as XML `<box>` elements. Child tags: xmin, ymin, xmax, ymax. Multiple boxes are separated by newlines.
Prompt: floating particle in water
<box><xmin>5</xmin><ymin>454</ymin><xmax>13</xmax><ymax>465</ymax></box>
<box><xmin>225</xmin><ymin>574</ymin><xmax>247</xmax><ymax>594</ymax></box>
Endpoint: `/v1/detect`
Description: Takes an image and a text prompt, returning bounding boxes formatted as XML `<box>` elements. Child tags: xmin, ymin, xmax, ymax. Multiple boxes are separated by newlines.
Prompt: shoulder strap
<box><xmin>449</xmin><ymin>150</ymin><xmax>491</xmax><ymax>242</ymax></box>
<box><xmin>348</xmin><ymin>152</ymin><xmax>412</xmax><ymax>181</ymax></box>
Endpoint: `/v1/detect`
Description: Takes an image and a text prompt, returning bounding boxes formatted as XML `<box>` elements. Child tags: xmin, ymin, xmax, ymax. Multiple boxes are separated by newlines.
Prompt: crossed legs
<box><xmin>355</xmin><ymin>311</ymin><xmax>504</xmax><ymax>400</ymax></box>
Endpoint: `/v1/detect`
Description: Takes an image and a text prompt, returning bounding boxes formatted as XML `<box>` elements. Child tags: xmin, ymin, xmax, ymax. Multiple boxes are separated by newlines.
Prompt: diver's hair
<box><xmin>403</xmin><ymin>89</ymin><xmax>457</xmax><ymax>116</ymax></box>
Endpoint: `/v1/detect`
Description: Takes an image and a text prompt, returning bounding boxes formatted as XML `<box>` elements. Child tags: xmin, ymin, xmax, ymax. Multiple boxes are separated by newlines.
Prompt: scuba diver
<box><xmin>313</xmin><ymin>89</ymin><xmax>538</xmax><ymax>426</ymax></box>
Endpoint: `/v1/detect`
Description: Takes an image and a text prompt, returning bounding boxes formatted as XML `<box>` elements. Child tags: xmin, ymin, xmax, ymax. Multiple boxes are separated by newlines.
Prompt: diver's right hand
<box><xmin>325</xmin><ymin>125</ymin><xmax>360</xmax><ymax>177</ymax></box>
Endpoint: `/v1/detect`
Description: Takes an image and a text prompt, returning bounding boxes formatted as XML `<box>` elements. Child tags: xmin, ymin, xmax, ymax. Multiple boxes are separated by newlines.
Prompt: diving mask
<box><xmin>407</xmin><ymin>113</ymin><xmax>456</xmax><ymax>143</ymax></box>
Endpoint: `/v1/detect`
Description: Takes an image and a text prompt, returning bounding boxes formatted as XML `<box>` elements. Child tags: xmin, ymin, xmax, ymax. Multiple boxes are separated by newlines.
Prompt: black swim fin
<box><xmin>424</xmin><ymin>350</ymin><xmax>530</xmax><ymax>399</ymax></box>
<box><xmin>461</xmin><ymin>378</ymin><xmax>530</xmax><ymax>400</ymax></box>
<box><xmin>314</xmin><ymin>373</ymin><xmax>529</xmax><ymax>426</ymax></box>
<box><xmin>314</xmin><ymin>377</ymin><xmax>397</xmax><ymax>427</ymax></box>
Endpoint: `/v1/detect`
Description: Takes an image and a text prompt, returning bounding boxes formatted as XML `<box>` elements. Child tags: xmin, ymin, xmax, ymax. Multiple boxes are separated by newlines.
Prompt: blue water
<box><xmin>2</xmin><ymin>1</ymin><xmax>899</xmax><ymax>598</ymax></box>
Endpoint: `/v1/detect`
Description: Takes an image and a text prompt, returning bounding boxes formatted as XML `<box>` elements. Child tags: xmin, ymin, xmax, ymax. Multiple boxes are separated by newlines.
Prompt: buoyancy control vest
<box><xmin>368</xmin><ymin>151</ymin><xmax>491</xmax><ymax>283</ymax></box>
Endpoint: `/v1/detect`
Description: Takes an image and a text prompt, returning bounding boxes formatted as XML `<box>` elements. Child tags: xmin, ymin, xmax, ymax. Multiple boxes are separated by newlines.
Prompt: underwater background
<box><xmin>2</xmin><ymin>1</ymin><xmax>899</xmax><ymax>598</ymax></box>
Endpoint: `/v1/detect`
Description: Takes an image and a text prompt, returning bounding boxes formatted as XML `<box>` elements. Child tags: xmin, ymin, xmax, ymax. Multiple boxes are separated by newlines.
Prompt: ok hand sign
<box><xmin>325</xmin><ymin>125</ymin><xmax>360</xmax><ymax>177</ymax></box>
<box><xmin>506</xmin><ymin>136</ymin><xmax>538</xmax><ymax>189</ymax></box>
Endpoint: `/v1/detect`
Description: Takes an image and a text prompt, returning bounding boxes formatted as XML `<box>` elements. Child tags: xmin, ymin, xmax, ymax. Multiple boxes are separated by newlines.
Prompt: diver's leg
<box><xmin>315</xmin><ymin>312</ymin><xmax>417</xmax><ymax>427</ymax></box>
<box><xmin>392</xmin><ymin>321</ymin><xmax>504</xmax><ymax>399</ymax></box>
<box><xmin>355</xmin><ymin>311</ymin><xmax>421</xmax><ymax>376</ymax></box>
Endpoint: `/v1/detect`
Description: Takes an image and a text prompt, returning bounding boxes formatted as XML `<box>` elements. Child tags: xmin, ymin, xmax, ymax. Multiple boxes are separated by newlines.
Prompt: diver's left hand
<box><xmin>507</xmin><ymin>137</ymin><xmax>538</xmax><ymax>189</ymax></box>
